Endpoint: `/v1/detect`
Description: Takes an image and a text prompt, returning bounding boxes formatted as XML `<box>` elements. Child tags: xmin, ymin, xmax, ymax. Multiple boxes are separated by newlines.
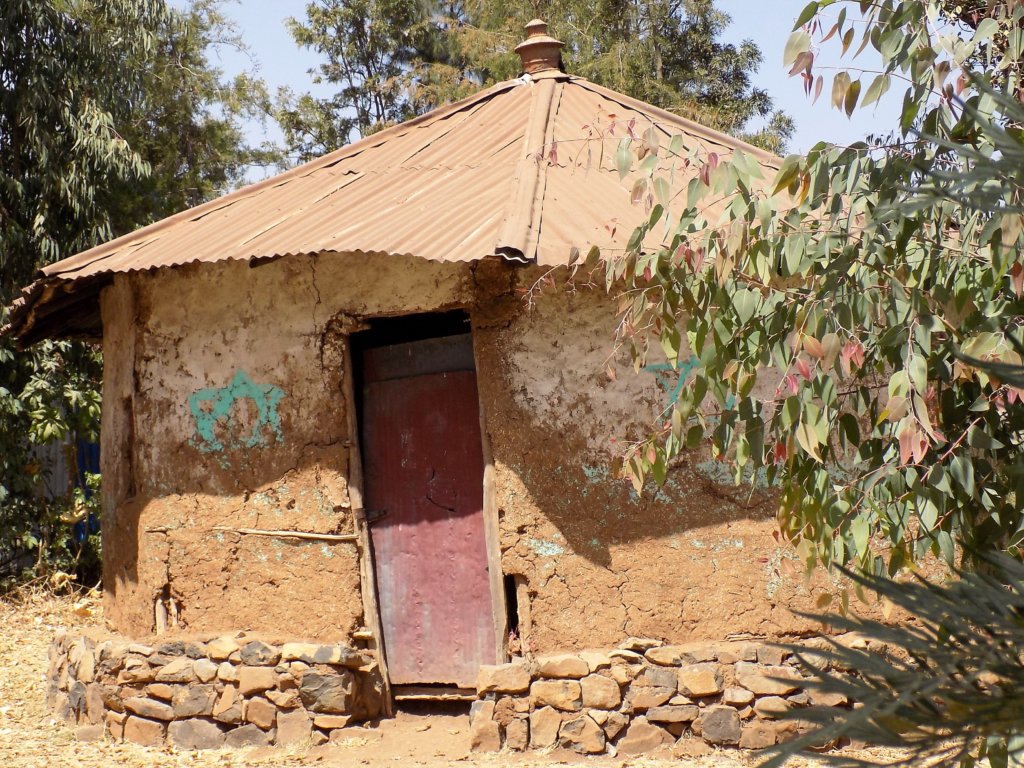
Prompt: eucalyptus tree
<box><xmin>277</xmin><ymin>0</ymin><xmax>793</xmax><ymax>161</ymax></box>
<box><xmin>605</xmin><ymin>0</ymin><xmax>1024</xmax><ymax>581</ymax></box>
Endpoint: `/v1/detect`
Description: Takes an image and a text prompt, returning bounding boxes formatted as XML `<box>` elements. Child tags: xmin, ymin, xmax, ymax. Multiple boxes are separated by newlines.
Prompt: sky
<box><xmin>201</xmin><ymin>0</ymin><xmax>901</xmax><ymax>164</ymax></box>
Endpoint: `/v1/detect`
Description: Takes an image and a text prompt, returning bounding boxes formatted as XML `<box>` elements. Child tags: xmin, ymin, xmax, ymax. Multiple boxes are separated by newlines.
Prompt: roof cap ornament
<box><xmin>514</xmin><ymin>19</ymin><xmax>564</xmax><ymax>75</ymax></box>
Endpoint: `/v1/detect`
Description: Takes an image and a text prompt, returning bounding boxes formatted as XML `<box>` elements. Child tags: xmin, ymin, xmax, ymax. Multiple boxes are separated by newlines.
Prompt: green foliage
<box><xmin>0</xmin><ymin>0</ymin><xmax>268</xmax><ymax>582</ymax></box>
<box><xmin>603</xmin><ymin>0</ymin><xmax>1024</xmax><ymax>576</ymax></box>
<box><xmin>761</xmin><ymin>556</ymin><xmax>1024</xmax><ymax>768</ymax></box>
<box><xmin>277</xmin><ymin>0</ymin><xmax>793</xmax><ymax>160</ymax></box>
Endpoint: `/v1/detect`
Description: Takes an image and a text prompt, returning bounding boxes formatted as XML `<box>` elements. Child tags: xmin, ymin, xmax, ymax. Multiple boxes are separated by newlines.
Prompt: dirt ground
<box><xmin>0</xmin><ymin>586</ymin><xmax>898</xmax><ymax>768</ymax></box>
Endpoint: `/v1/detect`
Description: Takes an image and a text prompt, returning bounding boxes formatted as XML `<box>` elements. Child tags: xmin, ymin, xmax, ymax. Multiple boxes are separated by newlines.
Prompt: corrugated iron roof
<box><xmin>6</xmin><ymin>65</ymin><xmax>778</xmax><ymax>343</ymax></box>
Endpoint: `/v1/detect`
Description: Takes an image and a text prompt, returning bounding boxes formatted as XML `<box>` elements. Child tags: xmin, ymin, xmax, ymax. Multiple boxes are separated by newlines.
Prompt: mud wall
<box><xmin>474</xmin><ymin>264</ymin><xmax>837</xmax><ymax>651</ymax></box>
<box><xmin>99</xmin><ymin>253</ymin><xmax>474</xmax><ymax>640</ymax></box>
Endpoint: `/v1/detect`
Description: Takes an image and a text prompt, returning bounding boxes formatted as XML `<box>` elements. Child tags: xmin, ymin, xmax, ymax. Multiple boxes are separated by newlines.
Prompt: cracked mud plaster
<box><xmin>100</xmin><ymin>253</ymin><xmax>474</xmax><ymax>639</ymax></box>
<box><xmin>474</xmin><ymin>267</ymin><xmax>855</xmax><ymax>651</ymax></box>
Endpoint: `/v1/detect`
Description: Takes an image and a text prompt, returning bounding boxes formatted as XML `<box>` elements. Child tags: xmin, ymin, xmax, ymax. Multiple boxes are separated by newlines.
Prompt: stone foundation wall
<box><xmin>470</xmin><ymin>637</ymin><xmax>852</xmax><ymax>755</ymax></box>
<box><xmin>48</xmin><ymin>629</ymin><xmax>385</xmax><ymax>749</ymax></box>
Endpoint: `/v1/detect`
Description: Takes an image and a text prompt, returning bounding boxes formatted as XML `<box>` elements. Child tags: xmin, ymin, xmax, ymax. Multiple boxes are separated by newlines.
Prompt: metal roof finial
<box><xmin>514</xmin><ymin>19</ymin><xmax>564</xmax><ymax>75</ymax></box>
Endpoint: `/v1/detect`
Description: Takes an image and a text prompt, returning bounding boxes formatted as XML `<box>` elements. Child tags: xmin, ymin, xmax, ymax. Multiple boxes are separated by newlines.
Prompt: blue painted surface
<box><xmin>188</xmin><ymin>370</ymin><xmax>285</xmax><ymax>453</ymax></box>
<box><xmin>642</xmin><ymin>355</ymin><xmax>700</xmax><ymax>411</ymax></box>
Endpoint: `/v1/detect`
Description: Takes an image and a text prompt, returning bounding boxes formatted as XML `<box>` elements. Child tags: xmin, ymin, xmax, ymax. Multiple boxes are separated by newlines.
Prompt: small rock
<box><xmin>740</xmin><ymin>721</ymin><xmax>777</xmax><ymax>749</ymax></box>
<box><xmin>213</xmin><ymin>686</ymin><xmax>242</xmax><ymax>724</ymax></box>
<box><xmin>123</xmin><ymin>697</ymin><xmax>174</xmax><ymax>721</ymax></box>
<box><xmin>280</xmin><ymin>643</ymin><xmax>364</xmax><ymax>667</ymax></box>
<box><xmin>535</xmin><ymin>653</ymin><xmax>589</xmax><ymax>679</ymax></box>
<box><xmin>609</xmin><ymin>663</ymin><xmax>638</xmax><ymax>686</ymax></box>
<box><xmin>226</xmin><ymin>723</ymin><xmax>272</xmax><ymax>748</ymax></box>
<box><xmin>608</xmin><ymin>649</ymin><xmax>644</xmax><ymax>663</ymax></box>
<box><xmin>193</xmin><ymin>659</ymin><xmax>219</xmax><ymax>683</ymax></box>
<box><xmin>206</xmin><ymin>636</ymin><xmax>240</xmax><ymax>661</ymax></box>
<box><xmin>238</xmin><ymin>666</ymin><xmax>277</xmax><ymax>696</ymax></box>
<box><xmin>157</xmin><ymin>641</ymin><xmax>204</xmax><ymax>659</ymax></box>
<box><xmin>127</xmin><ymin>644</ymin><xmax>154</xmax><ymax>657</ymax></box>
<box><xmin>626</xmin><ymin>686</ymin><xmax>674</xmax><ymax>710</ymax></box>
<box><xmin>619</xmin><ymin>637</ymin><xmax>663</xmax><ymax>652</ymax></box>
<box><xmin>245</xmin><ymin>697</ymin><xmax>277</xmax><ymax>730</ymax></box>
<box><xmin>313</xmin><ymin>714</ymin><xmax>351</xmax><ymax>729</ymax></box>
<box><xmin>105</xmin><ymin>710</ymin><xmax>127</xmax><ymax>741</ymax></box>
<box><xmin>700</xmin><ymin>705</ymin><xmax>742</xmax><ymax>745</ymax></box>
<box><xmin>277</xmin><ymin>708</ymin><xmax>312</xmax><ymax>746</ymax></box>
<box><xmin>529</xmin><ymin>680</ymin><xmax>581</xmax><ymax>711</ymax></box>
<box><xmin>723</xmin><ymin>686</ymin><xmax>755</xmax><ymax>706</ymax></box>
<box><xmin>172</xmin><ymin>685</ymin><xmax>217</xmax><ymax>718</ymax></box>
<box><xmin>668</xmin><ymin>694</ymin><xmax>694</xmax><ymax>705</ymax></box>
<box><xmin>644</xmin><ymin>646</ymin><xmax>683</xmax><ymax>666</ymax></box>
<box><xmin>754</xmin><ymin>696</ymin><xmax>791</xmax><ymax>719</ymax></box>
<box><xmin>602</xmin><ymin>711</ymin><xmax>629</xmax><ymax>740</ymax></box>
<box><xmin>267</xmin><ymin>689</ymin><xmax>300</xmax><ymax>708</ymax></box>
<box><xmin>788</xmin><ymin>692</ymin><xmax>810</xmax><ymax>706</ymax></box>
<box><xmin>677</xmin><ymin>663</ymin><xmax>723</xmax><ymax>697</ymax></box>
<box><xmin>155</xmin><ymin>658</ymin><xmax>195</xmax><ymax>683</ymax></box>
<box><xmin>559</xmin><ymin>714</ymin><xmax>605</xmax><ymax>754</ymax></box>
<box><xmin>756</xmin><ymin>645</ymin><xmax>787</xmax><ymax>666</ymax></box>
<box><xmin>529</xmin><ymin>706</ymin><xmax>561</xmax><ymax>748</ymax></box>
<box><xmin>646</xmin><ymin>705</ymin><xmax>699</xmax><ymax>723</ymax></box>
<box><xmin>145</xmin><ymin>683</ymin><xmax>175</xmax><ymax>701</ymax></box>
<box><xmin>167</xmin><ymin>718</ymin><xmax>226</xmax><ymax>750</ymax></box>
<box><xmin>717</xmin><ymin>642</ymin><xmax>758</xmax><ymax>664</ymax></box>
<box><xmin>299</xmin><ymin>670</ymin><xmax>354</xmax><ymax>714</ymax></box>
<box><xmin>75</xmin><ymin>724</ymin><xmax>105</xmax><ymax>743</ymax></box>
<box><xmin>616</xmin><ymin>716</ymin><xmax>672</xmax><ymax>755</ymax></box>
<box><xmin>636</xmin><ymin>665</ymin><xmax>678</xmax><ymax>689</ymax></box>
<box><xmin>217</xmin><ymin>662</ymin><xmax>238</xmax><ymax>682</ymax></box>
<box><xmin>240</xmin><ymin>641</ymin><xmax>281</xmax><ymax>666</ymax></box>
<box><xmin>476</xmin><ymin>662</ymin><xmax>530</xmax><ymax>693</ymax></box>
<box><xmin>123</xmin><ymin>716</ymin><xmax>166</xmax><ymax>746</ymax></box>
<box><xmin>735</xmin><ymin>662</ymin><xmax>802</xmax><ymax>696</ymax></box>
<box><xmin>505</xmin><ymin>718</ymin><xmax>529</xmax><ymax>751</ymax></box>
<box><xmin>469</xmin><ymin>712</ymin><xmax>501</xmax><ymax>751</ymax></box>
<box><xmin>807</xmin><ymin>689</ymin><xmax>848</xmax><ymax>707</ymax></box>
<box><xmin>578</xmin><ymin>650</ymin><xmax>613</xmax><ymax>670</ymax></box>
<box><xmin>580</xmin><ymin>674</ymin><xmax>621</xmax><ymax>709</ymax></box>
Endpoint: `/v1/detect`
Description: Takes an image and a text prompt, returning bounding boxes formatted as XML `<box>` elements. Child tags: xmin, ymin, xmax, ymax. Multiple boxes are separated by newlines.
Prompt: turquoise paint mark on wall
<box><xmin>188</xmin><ymin>370</ymin><xmax>285</xmax><ymax>453</ymax></box>
<box><xmin>643</xmin><ymin>355</ymin><xmax>700</xmax><ymax>411</ymax></box>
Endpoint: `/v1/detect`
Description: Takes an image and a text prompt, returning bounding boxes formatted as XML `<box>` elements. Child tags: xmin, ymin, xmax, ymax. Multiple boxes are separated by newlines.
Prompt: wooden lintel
<box><xmin>210</xmin><ymin>526</ymin><xmax>358</xmax><ymax>542</ymax></box>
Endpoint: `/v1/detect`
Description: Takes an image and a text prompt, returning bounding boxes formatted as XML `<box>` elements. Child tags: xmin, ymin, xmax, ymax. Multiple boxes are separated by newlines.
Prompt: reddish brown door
<box><xmin>361</xmin><ymin>335</ymin><xmax>496</xmax><ymax>687</ymax></box>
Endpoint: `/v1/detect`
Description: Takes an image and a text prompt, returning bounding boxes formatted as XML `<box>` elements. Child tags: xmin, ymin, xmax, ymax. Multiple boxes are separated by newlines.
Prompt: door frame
<box><xmin>343</xmin><ymin>310</ymin><xmax>508</xmax><ymax>700</ymax></box>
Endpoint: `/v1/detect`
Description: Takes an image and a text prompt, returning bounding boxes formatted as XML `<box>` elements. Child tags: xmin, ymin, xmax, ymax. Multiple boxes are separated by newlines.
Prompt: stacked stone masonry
<box><xmin>471</xmin><ymin>636</ymin><xmax>855</xmax><ymax>755</ymax></box>
<box><xmin>49</xmin><ymin>629</ymin><xmax>385</xmax><ymax>749</ymax></box>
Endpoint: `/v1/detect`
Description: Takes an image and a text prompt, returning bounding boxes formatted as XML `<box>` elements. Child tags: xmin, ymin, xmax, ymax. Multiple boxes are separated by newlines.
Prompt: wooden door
<box><xmin>361</xmin><ymin>334</ymin><xmax>496</xmax><ymax>687</ymax></box>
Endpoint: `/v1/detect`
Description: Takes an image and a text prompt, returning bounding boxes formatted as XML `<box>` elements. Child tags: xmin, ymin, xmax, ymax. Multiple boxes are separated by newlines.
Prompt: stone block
<box><xmin>646</xmin><ymin>705</ymin><xmax>699</xmax><ymax>723</ymax></box>
<box><xmin>505</xmin><ymin>718</ymin><xmax>528</xmax><ymax>751</ymax></box>
<box><xmin>217</xmin><ymin>662</ymin><xmax>238</xmax><ymax>682</ymax></box>
<box><xmin>156</xmin><ymin>641</ymin><xmax>205</xmax><ymax>659</ymax></box>
<box><xmin>193</xmin><ymin>659</ymin><xmax>219</xmax><ymax>683</ymax></box>
<box><xmin>172</xmin><ymin>684</ymin><xmax>217</xmax><ymax>718</ymax></box>
<box><xmin>559</xmin><ymin>714</ymin><xmax>605</xmax><ymax>754</ymax></box>
<box><xmin>123</xmin><ymin>696</ymin><xmax>174</xmax><ymax>720</ymax></box>
<box><xmin>244</xmin><ymin>697</ymin><xmax>277</xmax><ymax>730</ymax></box>
<box><xmin>299</xmin><ymin>670</ymin><xmax>354</xmax><ymax>714</ymax></box>
<box><xmin>578</xmin><ymin>650</ymin><xmax>613</xmax><ymax>671</ymax></box>
<box><xmin>723</xmin><ymin>686</ymin><xmax>755</xmax><ymax>706</ymax></box>
<box><xmin>469</xmin><ymin>713</ymin><xmax>501</xmax><ymax>751</ymax></box>
<box><xmin>535</xmin><ymin>653</ymin><xmax>589</xmax><ymax>679</ymax></box>
<box><xmin>644</xmin><ymin>646</ymin><xmax>684</xmax><ymax>666</ymax></box>
<box><xmin>700</xmin><ymin>705</ymin><xmax>742</xmax><ymax>745</ymax></box>
<box><xmin>616</xmin><ymin>716</ymin><xmax>672</xmax><ymax>755</ymax></box>
<box><xmin>123</xmin><ymin>716</ymin><xmax>166</xmax><ymax>746</ymax></box>
<box><xmin>277</xmin><ymin>708</ymin><xmax>313</xmax><ymax>746</ymax></box>
<box><xmin>807</xmin><ymin>689</ymin><xmax>848</xmax><ymax>707</ymax></box>
<box><xmin>619</xmin><ymin>637</ymin><xmax>662</xmax><ymax>652</ymax></box>
<box><xmin>238</xmin><ymin>666</ymin><xmax>277</xmax><ymax>696</ymax></box>
<box><xmin>756</xmin><ymin>645</ymin><xmax>787</xmax><ymax>666</ymax></box>
<box><xmin>636</xmin><ymin>665</ymin><xmax>678</xmax><ymax>689</ymax></box>
<box><xmin>240</xmin><ymin>641</ymin><xmax>280</xmax><ymax>666</ymax></box>
<box><xmin>677</xmin><ymin>663</ymin><xmax>723</xmax><ymax>697</ymax></box>
<box><xmin>740</xmin><ymin>721</ymin><xmax>777</xmax><ymax>749</ymax></box>
<box><xmin>529</xmin><ymin>706</ymin><xmax>561</xmax><ymax>748</ymax></box>
<box><xmin>85</xmin><ymin>683</ymin><xmax>104</xmax><ymax>725</ymax></box>
<box><xmin>580</xmin><ymin>674</ymin><xmax>620</xmax><ymax>709</ymax></box>
<box><xmin>476</xmin><ymin>662</ymin><xmax>530</xmax><ymax>694</ymax></box>
<box><xmin>155</xmin><ymin>658</ymin><xmax>195</xmax><ymax>683</ymax></box>
<box><xmin>602</xmin><ymin>710</ymin><xmax>629</xmax><ymax>740</ymax></box>
<box><xmin>313</xmin><ymin>714</ymin><xmax>351</xmax><ymax>729</ymax></box>
<box><xmin>280</xmin><ymin>643</ymin><xmax>365</xmax><ymax>667</ymax></box>
<box><xmin>753</xmin><ymin>696</ymin><xmax>791</xmax><ymax>719</ymax></box>
<box><xmin>609</xmin><ymin>663</ymin><xmax>638</xmax><ymax>686</ymax></box>
<box><xmin>167</xmin><ymin>718</ymin><xmax>226</xmax><ymax>750</ymax></box>
<box><xmin>225</xmin><ymin>723</ymin><xmax>272</xmax><ymax>748</ymax></box>
<box><xmin>213</xmin><ymin>686</ymin><xmax>242</xmax><ymax>724</ymax></box>
<box><xmin>207</xmin><ymin>636</ymin><xmax>240</xmax><ymax>661</ymax></box>
<box><xmin>145</xmin><ymin>683</ymin><xmax>175</xmax><ymax>701</ymax></box>
<box><xmin>529</xmin><ymin>680</ymin><xmax>581</xmax><ymax>711</ymax></box>
<box><xmin>267</xmin><ymin>689</ymin><xmax>300</xmax><ymax>708</ymax></box>
<box><xmin>735</xmin><ymin>662</ymin><xmax>802</xmax><ymax>696</ymax></box>
<box><xmin>105</xmin><ymin>710</ymin><xmax>127</xmax><ymax>741</ymax></box>
<box><xmin>625</xmin><ymin>685</ymin><xmax>674</xmax><ymax>710</ymax></box>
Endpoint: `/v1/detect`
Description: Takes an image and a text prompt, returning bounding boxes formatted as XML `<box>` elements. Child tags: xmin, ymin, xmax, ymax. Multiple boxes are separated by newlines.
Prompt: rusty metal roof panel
<box><xmin>7</xmin><ymin>65</ymin><xmax>780</xmax><ymax>342</ymax></box>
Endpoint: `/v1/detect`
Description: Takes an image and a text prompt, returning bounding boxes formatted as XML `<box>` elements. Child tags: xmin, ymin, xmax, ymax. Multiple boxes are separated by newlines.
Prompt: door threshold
<box><xmin>392</xmin><ymin>685</ymin><xmax>477</xmax><ymax>702</ymax></box>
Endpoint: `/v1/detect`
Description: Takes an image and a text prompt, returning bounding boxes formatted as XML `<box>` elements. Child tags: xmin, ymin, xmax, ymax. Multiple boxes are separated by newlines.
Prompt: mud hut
<box><xmin>8</xmin><ymin>21</ymin><xmax>844</xmax><ymax>753</ymax></box>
